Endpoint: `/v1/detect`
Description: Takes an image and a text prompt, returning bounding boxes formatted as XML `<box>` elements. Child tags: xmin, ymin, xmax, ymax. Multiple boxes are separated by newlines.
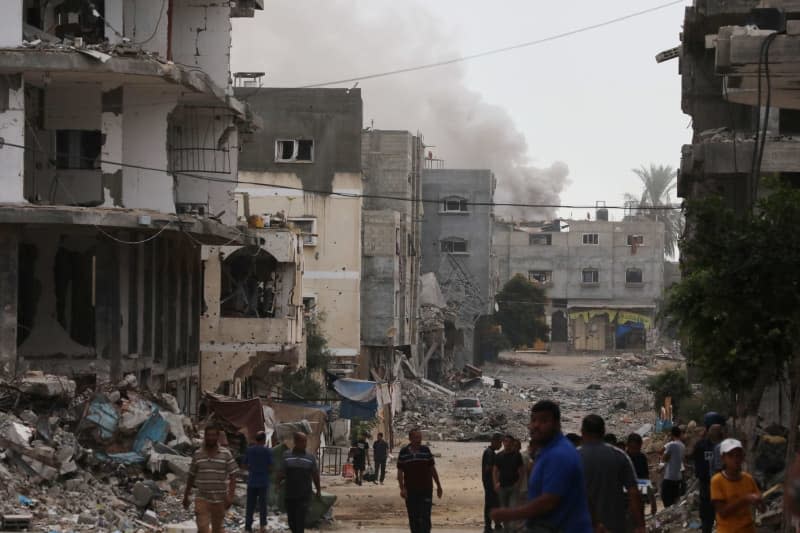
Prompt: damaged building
<box><xmin>420</xmin><ymin>167</ymin><xmax>497</xmax><ymax>372</ymax></box>
<box><xmin>236</xmin><ymin>88</ymin><xmax>363</xmax><ymax>376</ymax></box>
<box><xmin>360</xmin><ymin>130</ymin><xmax>423</xmax><ymax>380</ymax></box>
<box><xmin>0</xmin><ymin>0</ymin><xmax>307</xmax><ymax>413</ymax></box>
<box><xmin>674</xmin><ymin>0</ymin><xmax>800</xmax><ymax>426</ymax></box>
<box><xmin>493</xmin><ymin>212</ymin><xmax>665</xmax><ymax>353</ymax></box>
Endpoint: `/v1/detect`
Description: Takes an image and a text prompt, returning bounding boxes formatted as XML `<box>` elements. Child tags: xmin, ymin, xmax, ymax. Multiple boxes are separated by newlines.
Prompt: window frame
<box><xmin>288</xmin><ymin>217</ymin><xmax>318</xmax><ymax>246</ymax></box>
<box><xmin>581</xmin><ymin>268</ymin><xmax>599</xmax><ymax>284</ymax></box>
<box><xmin>440</xmin><ymin>196</ymin><xmax>469</xmax><ymax>214</ymax></box>
<box><xmin>275</xmin><ymin>139</ymin><xmax>315</xmax><ymax>163</ymax></box>
<box><xmin>582</xmin><ymin>233</ymin><xmax>599</xmax><ymax>245</ymax></box>
<box><xmin>440</xmin><ymin>237</ymin><xmax>468</xmax><ymax>254</ymax></box>
<box><xmin>625</xmin><ymin>268</ymin><xmax>644</xmax><ymax>285</ymax></box>
<box><xmin>626</xmin><ymin>234</ymin><xmax>645</xmax><ymax>246</ymax></box>
<box><xmin>529</xmin><ymin>234</ymin><xmax>553</xmax><ymax>246</ymax></box>
<box><xmin>55</xmin><ymin>129</ymin><xmax>102</xmax><ymax>170</ymax></box>
<box><xmin>528</xmin><ymin>270</ymin><xmax>553</xmax><ymax>285</ymax></box>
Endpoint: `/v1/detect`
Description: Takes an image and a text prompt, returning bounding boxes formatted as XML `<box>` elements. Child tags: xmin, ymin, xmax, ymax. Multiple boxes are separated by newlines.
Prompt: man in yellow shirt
<box><xmin>710</xmin><ymin>438</ymin><xmax>765</xmax><ymax>533</ymax></box>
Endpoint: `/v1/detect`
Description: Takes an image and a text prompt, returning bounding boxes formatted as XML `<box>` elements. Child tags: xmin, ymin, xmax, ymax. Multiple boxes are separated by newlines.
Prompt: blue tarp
<box><xmin>339</xmin><ymin>398</ymin><xmax>377</xmax><ymax>420</ymax></box>
<box><xmin>132</xmin><ymin>412</ymin><xmax>169</xmax><ymax>454</ymax></box>
<box><xmin>333</xmin><ymin>378</ymin><xmax>377</xmax><ymax>402</ymax></box>
<box><xmin>83</xmin><ymin>395</ymin><xmax>119</xmax><ymax>440</ymax></box>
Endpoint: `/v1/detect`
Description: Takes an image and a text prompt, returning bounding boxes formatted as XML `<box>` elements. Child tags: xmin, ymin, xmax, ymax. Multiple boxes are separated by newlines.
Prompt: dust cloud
<box><xmin>231</xmin><ymin>0</ymin><xmax>570</xmax><ymax>220</ymax></box>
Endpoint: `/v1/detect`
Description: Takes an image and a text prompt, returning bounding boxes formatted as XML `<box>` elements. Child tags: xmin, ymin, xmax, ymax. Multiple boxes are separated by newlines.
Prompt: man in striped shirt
<box><xmin>183</xmin><ymin>425</ymin><xmax>238</xmax><ymax>533</ymax></box>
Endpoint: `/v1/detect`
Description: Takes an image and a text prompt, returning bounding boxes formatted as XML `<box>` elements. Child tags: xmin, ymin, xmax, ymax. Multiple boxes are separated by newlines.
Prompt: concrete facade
<box><xmin>361</xmin><ymin>130</ymin><xmax>423</xmax><ymax>379</ymax></box>
<box><xmin>493</xmin><ymin>217</ymin><xmax>665</xmax><ymax>352</ymax></box>
<box><xmin>421</xmin><ymin>168</ymin><xmax>496</xmax><ymax>369</ymax></box>
<box><xmin>236</xmin><ymin>88</ymin><xmax>364</xmax><ymax>376</ymax></box>
<box><xmin>0</xmin><ymin>0</ymin><xmax>309</xmax><ymax>414</ymax></box>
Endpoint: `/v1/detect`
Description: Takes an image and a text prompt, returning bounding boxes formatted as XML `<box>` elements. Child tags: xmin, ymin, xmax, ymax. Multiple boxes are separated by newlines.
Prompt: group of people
<box><xmin>477</xmin><ymin>400</ymin><xmax>766</xmax><ymax>533</ymax></box>
<box><xmin>347</xmin><ymin>431</ymin><xmax>390</xmax><ymax>485</ymax></box>
<box><xmin>182</xmin><ymin>426</ymin><xmax>320</xmax><ymax>533</ymax></box>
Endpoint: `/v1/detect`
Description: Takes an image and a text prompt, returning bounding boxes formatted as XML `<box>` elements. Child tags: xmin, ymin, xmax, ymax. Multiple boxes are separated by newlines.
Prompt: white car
<box><xmin>453</xmin><ymin>398</ymin><xmax>484</xmax><ymax>418</ymax></box>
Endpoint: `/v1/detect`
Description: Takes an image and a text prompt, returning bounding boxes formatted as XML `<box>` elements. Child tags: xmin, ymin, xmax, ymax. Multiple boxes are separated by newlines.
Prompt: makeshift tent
<box><xmin>203</xmin><ymin>392</ymin><xmax>265</xmax><ymax>443</ymax></box>
<box><xmin>333</xmin><ymin>378</ymin><xmax>378</xmax><ymax>420</ymax></box>
<box><xmin>269</xmin><ymin>402</ymin><xmax>330</xmax><ymax>454</ymax></box>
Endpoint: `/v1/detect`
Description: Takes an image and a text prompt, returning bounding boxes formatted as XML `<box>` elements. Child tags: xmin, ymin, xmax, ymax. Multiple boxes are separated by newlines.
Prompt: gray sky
<box><xmin>231</xmin><ymin>0</ymin><xmax>691</xmax><ymax>221</ymax></box>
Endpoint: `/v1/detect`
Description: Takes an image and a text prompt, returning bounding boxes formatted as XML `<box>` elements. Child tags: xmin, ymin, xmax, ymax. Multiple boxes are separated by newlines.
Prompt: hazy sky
<box><xmin>231</xmin><ymin>0</ymin><xmax>691</xmax><ymax>221</ymax></box>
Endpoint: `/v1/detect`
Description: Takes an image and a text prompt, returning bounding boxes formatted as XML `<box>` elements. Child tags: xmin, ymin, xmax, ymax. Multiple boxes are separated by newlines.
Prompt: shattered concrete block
<box><xmin>20</xmin><ymin>456</ymin><xmax>58</xmax><ymax>481</ymax></box>
<box><xmin>133</xmin><ymin>482</ymin><xmax>154</xmax><ymax>508</ymax></box>
<box><xmin>18</xmin><ymin>373</ymin><xmax>76</xmax><ymax>399</ymax></box>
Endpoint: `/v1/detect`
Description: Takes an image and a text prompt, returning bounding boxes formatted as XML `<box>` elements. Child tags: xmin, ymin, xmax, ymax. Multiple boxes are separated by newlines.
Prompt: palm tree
<box><xmin>626</xmin><ymin>164</ymin><xmax>684</xmax><ymax>258</ymax></box>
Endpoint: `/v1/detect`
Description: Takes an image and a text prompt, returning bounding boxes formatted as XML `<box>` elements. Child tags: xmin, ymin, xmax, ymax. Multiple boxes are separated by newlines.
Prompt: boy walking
<box><xmin>711</xmin><ymin>438</ymin><xmax>764</xmax><ymax>533</ymax></box>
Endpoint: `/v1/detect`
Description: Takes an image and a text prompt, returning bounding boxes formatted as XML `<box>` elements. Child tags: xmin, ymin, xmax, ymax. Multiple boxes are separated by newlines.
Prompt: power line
<box><xmin>296</xmin><ymin>0</ymin><xmax>685</xmax><ymax>88</ymax></box>
<box><xmin>0</xmin><ymin>140</ymin><xmax>682</xmax><ymax>211</ymax></box>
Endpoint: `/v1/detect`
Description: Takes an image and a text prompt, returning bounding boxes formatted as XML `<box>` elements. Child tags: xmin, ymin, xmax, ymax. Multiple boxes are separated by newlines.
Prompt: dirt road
<box><xmin>323</xmin><ymin>353</ymin><xmax>658</xmax><ymax>532</ymax></box>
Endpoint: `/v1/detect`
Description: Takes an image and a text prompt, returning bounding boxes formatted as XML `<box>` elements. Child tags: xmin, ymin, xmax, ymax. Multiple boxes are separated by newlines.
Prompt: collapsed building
<box><xmin>0</xmin><ymin>0</ymin><xmax>306</xmax><ymax>414</ymax></box>
<box><xmin>420</xmin><ymin>167</ymin><xmax>497</xmax><ymax>373</ymax></box>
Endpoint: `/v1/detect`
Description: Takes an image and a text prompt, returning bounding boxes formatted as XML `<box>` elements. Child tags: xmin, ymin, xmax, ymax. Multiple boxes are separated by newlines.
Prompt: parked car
<box><xmin>453</xmin><ymin>397</ymin><xmax>484</xmax><ymax>418</ymax></box>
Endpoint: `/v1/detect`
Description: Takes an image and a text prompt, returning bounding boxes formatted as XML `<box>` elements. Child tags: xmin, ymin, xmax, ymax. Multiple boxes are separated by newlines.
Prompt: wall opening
<box><xmin>220</xmin><ymin>247</ymin><xmax>279</xmax><ymax>318</ymax></box>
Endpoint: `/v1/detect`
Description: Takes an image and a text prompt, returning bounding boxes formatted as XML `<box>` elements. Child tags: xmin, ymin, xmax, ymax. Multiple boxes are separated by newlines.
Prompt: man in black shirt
<box><xmin>626</xmin><ymin>432</ymin><xmax>657</xmax><ymax>518</ymax></box>
<box><xmin>373</xmin><ymin>432</ymin><xmax>389</xmax><ymax>484</ymax></box>
<box><xmin>278</xmin><ymin>432</ymin><xmax>321</xmax><ymax>533</ymax></box>
<box><xmin>691</xmin><ymin>423</ymin><xmax>722</xmax><ymax>533</ymax></box>
<box><xmin>397</xmin><ymin>428</ymin><xmax>442</xmax><ymax>533</ymax></box>
<box><xmin>493</xmin><ymin>434</ymin><xmax>524</xmax><ymax>512</ymax></box>
<box><xmin>348</xmin><ymin>432</ymin><xmax>370</xmax><ymax>486</ymax></box>
<box><xmin>482</xmin><ymin>433</ymin><xmax>503</xmax><ymax>533</ymax></box>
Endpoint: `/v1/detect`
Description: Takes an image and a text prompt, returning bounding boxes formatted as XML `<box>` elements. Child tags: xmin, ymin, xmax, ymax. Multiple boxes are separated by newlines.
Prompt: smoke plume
<box><xmin>231</xmin><ymin>0</ymin><xmax>570</xmax><ymax>220</ymax></box>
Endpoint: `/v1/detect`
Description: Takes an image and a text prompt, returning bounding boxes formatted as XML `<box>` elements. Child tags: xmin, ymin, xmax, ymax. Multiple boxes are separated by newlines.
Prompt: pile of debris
<box><xmin>0</xmin><ymin>371</ymin><xmax>292</xmax><ymax>533</ymax></box>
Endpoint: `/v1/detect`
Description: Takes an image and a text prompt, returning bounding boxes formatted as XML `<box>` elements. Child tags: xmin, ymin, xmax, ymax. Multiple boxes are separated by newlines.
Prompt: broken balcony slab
<box><xmin>681</xmin><ymin>138</ymin><xmax>800</xmax><ymax>175</ymax></box>
<box><xmin>0</xmin><ymin>204</ymin><xmax>251</xmax><ymax>245</ymax></box>
<box><xmin>694</xmin><ymin>0</ymin><xmax>800</xmax><ymax>17</ymax></box>
<box><xmin>0</xmin><ymin>50</ymin><xmax>250</xmax><ymax>120</ymax></box>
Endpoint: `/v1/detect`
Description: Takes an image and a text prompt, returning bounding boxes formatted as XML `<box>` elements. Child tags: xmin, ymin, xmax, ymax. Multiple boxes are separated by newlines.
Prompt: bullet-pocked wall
<box><xmin>237</xmin><ymin>88</ymin><xmax>364</xmax><ymax>371</ymax></box>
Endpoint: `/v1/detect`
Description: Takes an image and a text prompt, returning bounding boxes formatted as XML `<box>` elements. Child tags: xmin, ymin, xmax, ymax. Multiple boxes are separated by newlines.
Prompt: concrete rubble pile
<box><xmin>0</xmin><ymin>371</ymin><xmax>292</xmax><ymax>533</ymax></box>
<box><xmin>395</xmin><ymin>354</ymin><xmax>656</xmax><ymax>441</ymax></box>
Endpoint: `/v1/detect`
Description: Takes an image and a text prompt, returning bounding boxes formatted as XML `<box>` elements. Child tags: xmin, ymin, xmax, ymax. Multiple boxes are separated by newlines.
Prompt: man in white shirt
<box><xmin>661</xmin><ymin>426</ymin><xmax>686</xmax><ymax>507</ymax></box>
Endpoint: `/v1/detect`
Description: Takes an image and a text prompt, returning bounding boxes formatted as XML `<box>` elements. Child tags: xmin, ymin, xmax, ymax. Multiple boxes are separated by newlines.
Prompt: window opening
<box><xmin>275</xmin><ymin>139</ymin><xmax>314</xmax><ymax>163</ymax></box>
<box><xmin>582</xmin><ymin>233</ymin><xmax>599</xmax><ymax>245</ymax></box>
<box><xmin>168</xmin><ymin>106</ymin><xmax>233</xmax><ymax>174</ymax></box>
<box><xmin>441</xmin><ymin>197</ymin><xmax>468</xmax><ymax>212</ymax></box>
<box><xmin>582</xmin><ymin>269</ymin><xmax>599</xmax><ymax>284</ymax></box>
<box><xmin>440</xmin><ymin>238</ymin><xmax>468</xmax><ymax>253</ymax></box>
<box><xmin>626</xmin><ymin>268</ymin><xmax>643</xmax><ymax>284</ymax></box>
<box><xmin>55</xmin><ymin>130</ymin><xmax>101</xmax><ymax>170</ymax></box>
<box><xmin>219</xmin><ymin>248</ymin><xmax>279</xmax><ymax>318</ymax></box>
<box><xmin>627</xmin><ymin>234</ymin><xmax>644</xmax><ymax>246</ymax></box>
<box><xmin>528</xmin><ymin>271</ymin><xmax>552</xmax><ymax>284</ymax></box>
<box><xmin>530</xmin><ymin>234</ymin><xmax>552</xmax><ymax>246</ymax></box>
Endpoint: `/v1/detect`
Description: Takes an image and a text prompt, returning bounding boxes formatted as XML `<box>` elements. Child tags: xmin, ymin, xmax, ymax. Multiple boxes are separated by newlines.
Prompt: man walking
<box><xmin>397</xmin><ymin>428</ymin><xmax>443</xmax><ymax>533</ymax></box>
<box><xmin>373</xmin><ymin>432</ymin><xmax>389</xmax><ymax>484</ymax></box>
<box><xmin>242</xmin><ymin>431</ymin><xmax>272</xmax><ymax>533</ymax></box>
<box><xmin>491</xmin><ymin>400</ymin><xmax>593</xmax><ymax>533</ymax></box>
<box><xmin>579</xmin><ymin>415</ymin><xmax>645</xmax><ymax>533</ymax></box>
<box><xmin>662</xmin><ymin>426</ymin><xmax>686</xmax><ymax>507</ymax></box>
<box><xmin>279</xmin><ymin>432</ymin><xmax>321</xmax><ymax>533</ymax></box>
<box><xmin>493</xmin><ymin>434</ymin><xmax>525</xmax><ymax>511</ymax></box>
<box><xmin>348</xmin><ymin>432</ymin><xmax>370</xmax><ymax>486</ymax></box>
<box><xmin>482</xmin><ymin>433</ymin><xmax>503</xmax><ymax>533</ymax></box>
<box><xmin>692</xmin><ymin>423</ymin><xmax>723</xmax><ymax>533</ymax></box>
<box><xmin>183</xmin><ymin>425</ymin><xmax>238</xmax><ymax>533</ymax></box>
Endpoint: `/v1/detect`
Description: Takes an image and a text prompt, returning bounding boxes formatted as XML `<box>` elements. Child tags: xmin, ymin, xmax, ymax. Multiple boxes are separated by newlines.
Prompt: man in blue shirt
<box><xmin>491</xmin><ymin>400</ymin><xmax>593</xmax><ymax>532</ymax></box>
<box><xmin>242</xmin><ymin>431</ymin><xmax>273</xmax><ymax>533</ymax></box>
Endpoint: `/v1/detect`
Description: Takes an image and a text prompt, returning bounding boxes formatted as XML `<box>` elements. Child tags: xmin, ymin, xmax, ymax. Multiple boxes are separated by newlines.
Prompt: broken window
<box><xmin>220</xmin><ymin>248</ymin><xmax>279</xmax><ymax>318</ymax></box>
<box><xmin>441</xmin><ymin>196</ymin><xmax>468</xmax><ymax>213</ymax></box>
<box><xmin>440</xmin><ymin>238</ymin><xmax>468</xmax><ymax>254</ymax></box>
<box><xmin>168</xmin><ymin>106</ymin><xmax>233</xmax><ymax>174</ymax></box>
<box><xmin>529</xmin><ymin>234</ymin><xmax>552</xmax><ymax>246</ymax></box>
<box><xmin>55</xmin><ymin>130</ymin><xmax>102</xmax><ymax>170</ymax></box>
<box><xmin>582</xmin><ymin>269</ymin><xmax>599</xmax><ymax>284</ymax></box>
<box><xmin>302</xmin><ymin>296</ymin><xmax>317</xmax><ymax>318</ymax></box>
<box><xmin>627</xmin><ymin>234</ymin><xmax>645</xmax><ymax>246</ymax></box>
<box><xmin>528</xmin><ymin>270</ymin><xmax>552</xmax><ymax>284</ymax></box>
<box><xmin>626</xmin><ymin>268</ymin><xmax>643</xmax><ymax>284</ymax></box>
<box><xmin>582</xmin><ymin>233</ymin><xmax>599</xmax><ymax>245</ymax></box>
<box><xmin>288</xmin><ymin>218</ymin><xmax>317</xmax><ymax>246</ymax></box>
<box><xmin>275</xmin><ymin>139</ymin><xmax>314</xmax><ymax>163</ymax></box>
<box><xmin>26</xmin><ymin>0</ymin><xmax>106</xmax><ymax>44</ymax></box>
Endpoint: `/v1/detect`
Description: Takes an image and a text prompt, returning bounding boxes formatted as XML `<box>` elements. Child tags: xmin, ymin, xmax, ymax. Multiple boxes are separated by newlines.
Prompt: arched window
<box><xmin>440</xmin><ymin>196</ymin><xmax>469</xmax><ymax>213</ymax></box>
<box><xmin>440</xmin><ymin>237</ymin><xmax>468</xmax><ymax>254</ymax></box>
